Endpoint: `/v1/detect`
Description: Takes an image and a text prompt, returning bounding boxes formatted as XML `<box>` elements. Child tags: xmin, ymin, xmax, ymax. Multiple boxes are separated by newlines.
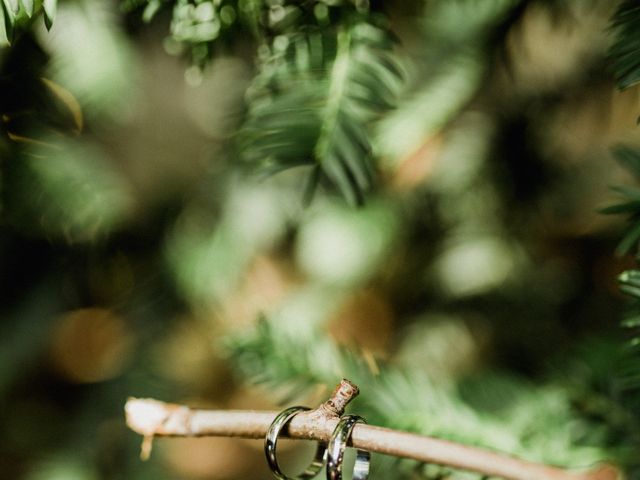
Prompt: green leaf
<box><xmin>614</xmin><ymin>144</ymin><xmax>640</xmax><ymax>180</ymax></box>
<box><xmin>3</xmin><ymin>0</ymin><xmax>17</xmax><ymax>14</ymax></box>
<box><xmin>19</xmin><ymin>0</ymin><xmax>32</xmax><ymax>17</ymax></box>
<box><xmin>621</xmin><ymin>284</ymin><xmax>640</xmax><ymax>299</ymax></box>
<box><xmin>608</xmin><ymin>0</ymin><xmax>640</xmax><ymax>90</ymax></box>
<box><xmin>600</xmin><ymin>201</ymin><xmax>640</xmax><ymax>214</ymax></box>
<box><xmin>603</xmin><ymin>146</ymin><xmax>640</xmax><ymax>254</ymax></box>
<box><xmin>0</xmin><ymin>4</ymin><xmax>7</xmax><ymax>46</ymax></box>
<box><xmin>1</xmin><ymin>0</ymin><xmax>16</xmax><ymax>44</ymax></box>
<box><xmin>142</xmin><ymin>0</ymin><xmax>162</xmax><ymax>23</ymax></box>
<box><xmin>622</xmin><ymin>314</ymin><xmax>640</xmax><ymax>328</ymax></box>
<box><xmin>619</xmin><ymin>269</ymin><xmax>640</xmax><ymax>288</ymax></box>
<box><xmin>609</xmin><ymin>184</ymin><xmax>640</xmax><ymax>201</ymax></box>
<box><xmin>617</xmin><ymin>221</ymin><xmax>640</xmax><ymax>256</ymax></box>
<box><xmin>43</xmin><ymin>0</ymin><xmax>56</xmax><ymax>30</ymax></box>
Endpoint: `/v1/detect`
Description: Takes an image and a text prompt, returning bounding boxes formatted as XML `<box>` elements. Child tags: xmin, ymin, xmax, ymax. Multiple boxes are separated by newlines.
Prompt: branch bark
<box><xmin>125</xmin><ymin>380</ymin><xmax>620</xmax><ymax>480</ymax></box>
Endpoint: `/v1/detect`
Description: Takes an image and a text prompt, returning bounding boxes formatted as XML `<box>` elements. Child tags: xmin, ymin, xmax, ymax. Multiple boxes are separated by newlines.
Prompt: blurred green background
<box><xmin>2</xmin><ymin>0</ymin><xmax>640</xmax><ymax>479</ymax></box>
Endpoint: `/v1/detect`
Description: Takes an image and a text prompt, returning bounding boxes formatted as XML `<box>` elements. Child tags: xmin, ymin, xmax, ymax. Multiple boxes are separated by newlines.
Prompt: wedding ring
<box><xmin>265</xmin><ymin>406</ymin><xmax>328</xmax><ymax>480</ymax></box>
<box><xmin>326</xmin><ymin>414</ymin><xmax>370</xmax><ymax>480</ymax></box>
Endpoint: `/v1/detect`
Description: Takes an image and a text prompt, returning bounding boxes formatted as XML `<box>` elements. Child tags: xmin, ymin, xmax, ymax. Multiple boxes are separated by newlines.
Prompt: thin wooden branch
<box><xmin>125</xmin><ymin>380</ymin><xmax>620</xmax><ymax>480</ymax></box>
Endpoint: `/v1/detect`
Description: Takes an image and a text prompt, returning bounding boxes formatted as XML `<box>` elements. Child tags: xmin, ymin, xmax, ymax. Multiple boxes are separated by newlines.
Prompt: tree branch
<box><xmin>125</xmin><ymin>380</ymin><xmax>619</xmax><ymax>480</ymax></box>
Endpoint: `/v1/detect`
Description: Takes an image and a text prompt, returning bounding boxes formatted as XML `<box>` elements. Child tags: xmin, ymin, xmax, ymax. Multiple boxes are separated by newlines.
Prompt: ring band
<box><xmin>327</xmin><ymin>415</ymin><xmax>370</xmax><ymax>480</ymax></box>
<box><xmin>265</xmin><ymin>406</ymin><xmax>328</xmax><ymax>480</ymax></box>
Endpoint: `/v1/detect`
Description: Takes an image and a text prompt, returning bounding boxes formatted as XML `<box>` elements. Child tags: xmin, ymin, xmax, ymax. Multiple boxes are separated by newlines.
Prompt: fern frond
<box><xmin>240</xmin><ymin>18</ymin><xmax>402</xmax><ymax>204</ymax></box>
<box><xmin>606</xmin><ymin>145</ymin><xmax>640</xmax><ymax>345</ymax></box>
<box><xmin>602</xmin><ymin>146</ymin><xmax>640</xmax><ymax>255</ymax></box>
<box><xmin>226</xmin><ymin>316</ymin><xmax>372</xmax><ymax>399</ymax></box>
<box><xmin>618</xmin><ymin>269</ymin><xmax>640</xmax><ymax>345</ymax></box>
<box><xmin>613</xmin><ymin>145</ymin><xmax>640</xmax><ymax>180</ymax></box>
<box><xmin>608</xmin><ymin>0</ymin><xmax>640</xmax><ymax>90</ymax></box>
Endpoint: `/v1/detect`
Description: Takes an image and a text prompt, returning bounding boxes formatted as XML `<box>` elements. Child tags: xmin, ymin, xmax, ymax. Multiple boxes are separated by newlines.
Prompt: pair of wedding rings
<box><xmin>265</xmin><ymin>406</ymin><xmax>371</xmax><ymax>480</ymax></box>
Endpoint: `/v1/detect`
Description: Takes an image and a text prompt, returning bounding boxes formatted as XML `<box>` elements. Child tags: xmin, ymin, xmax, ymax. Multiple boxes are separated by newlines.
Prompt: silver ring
<box><xmin>265</xmin><ymin>406</ymin><xmax>328</xmax><ymax>480</ymax></box>
<box><xmin>327</xmin><ymin>414</ymin><xmax>370</xmax><ymax>480</ymax></box>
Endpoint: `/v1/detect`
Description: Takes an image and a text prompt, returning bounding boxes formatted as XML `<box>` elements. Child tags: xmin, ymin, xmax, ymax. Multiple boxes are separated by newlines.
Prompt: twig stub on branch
<box><xmin>321</xmin><ymin>378</ymin><xmax>359</xmax><ymax>416</ymax></box>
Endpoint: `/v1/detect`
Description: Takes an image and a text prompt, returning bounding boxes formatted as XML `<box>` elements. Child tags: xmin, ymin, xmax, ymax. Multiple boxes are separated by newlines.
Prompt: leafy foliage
<box><xmin>124</xmin><ymin>1</ymin><xmax>373</xmax><ymax>65</ymax></box>
<box><xmin>601</xmin><ymin>146</ymin><xmax>640</xmax><ymax>255</ymax></box>
<box><xmin>0</xmin><ymin>0</ymin><xmax>57</xmax><ymax>44</ymax></box>
<box><xmin>2</xmin><ymin>1</ymin><xmax>640</xmax><ymax>480</ymax></box>
<box><xmin>226</xmin><ymin>316</ymin><xmax>618</xmax><ymax>479</ymax></box>
<box><xmin>240</xmin><ymin>18</ymin><xmax>402</xmax><ymax>204</ymax></box>
<box><xmin>608</xmin><ymin>0</ymin><xmax>640</xmax><ymax>90</ymax></box>
<box><xmin>9</xmin><ymin>138</ymin><xmax>133</xmax><ymax>242</ymax></box>
<box><xmin>121</xmin><ymin>1</ymin><xmax>402</xmax><ymax>203</ymax></box>
<box><xmin>619</xmin><ymin>269</ymin><xmax>640</xmax><ymax>346</ymax></box>
<box><xmin>604</xmin><ymin>145</ymin><xmax>640</xmax><ymax>348</ymax></box>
